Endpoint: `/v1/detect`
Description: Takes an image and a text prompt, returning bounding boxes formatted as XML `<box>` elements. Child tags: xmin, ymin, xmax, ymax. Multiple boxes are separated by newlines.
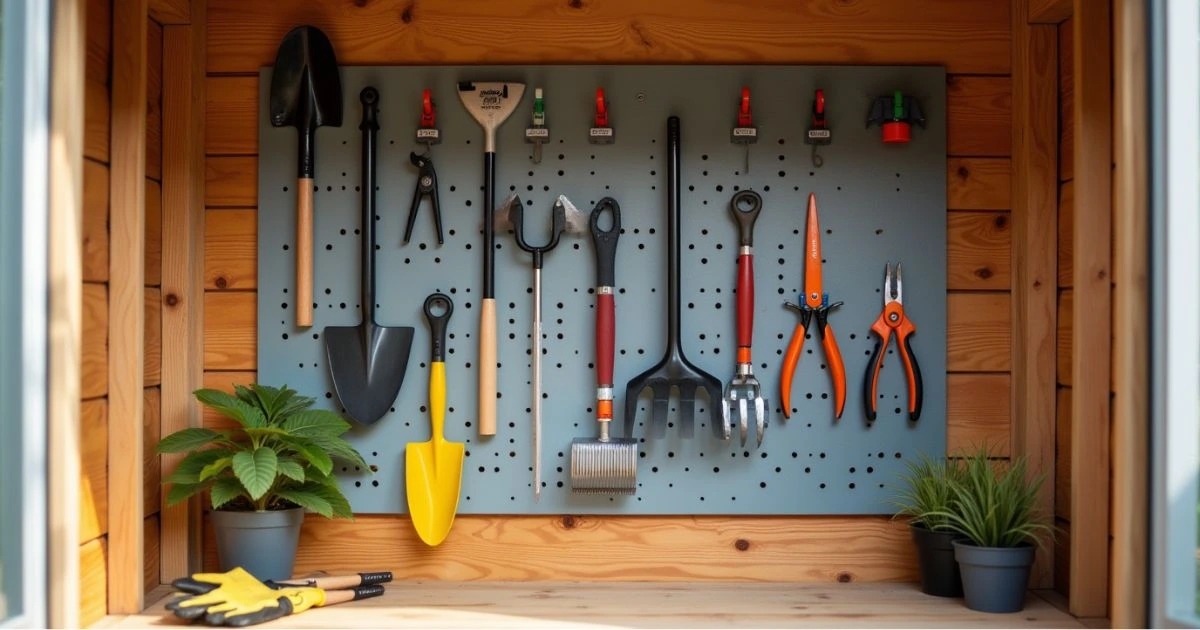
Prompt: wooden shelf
<box><xmin>101</xmin><ymin>581</ymin><xmax>1083</xmax><ymax>629</ymax></box>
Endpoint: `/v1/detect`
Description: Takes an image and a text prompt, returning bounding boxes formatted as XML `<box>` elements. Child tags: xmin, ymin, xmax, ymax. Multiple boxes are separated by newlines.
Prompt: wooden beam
<box><xmin>1110</xmin><ymin>0</ymin><xmax>1148</xmax><ymax>624</ymax></box>
<box><xmin>149</xmin><ymin>0</ymin><xmax>190</xmax><ymax>25</ymax></box>
<box><xmin>160</xmin><ymin>0</ymin><xmax>207</xmax><ymax>582</ymax></box>
<box><xmin>1029</xmin><ymin>0</ymin><xmax>1072</xmax><ymax>23</ymax></box>
<box><xmin>108</xmin><ymin>0</ymin><xmax>148</xmax><ymax>614</ymax></box>
<box><xmin>48</xmin><ymin>0</ymin><xmax>86</xmax><ymax>625</ymax></box>
<box><xmin>1011</xmin><ymin>0</ymin><xmax>1059</xmax><ymax>590</ymax></box>
<box><xmin>1069</xmin><ymin>0</ymin><xmax>1112</xmax><ymax>617</ymax></box>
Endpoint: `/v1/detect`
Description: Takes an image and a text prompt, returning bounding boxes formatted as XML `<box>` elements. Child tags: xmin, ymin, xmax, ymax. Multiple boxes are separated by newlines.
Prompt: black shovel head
<box><xmin>325</xmin><ymin>323</ymin><xmax>415</xmax><ymax>425</ymax></box>
<box><xmin>270</xmin><ymin>26</ymin><xmax>343</xmax><ymax>132</ymax></box>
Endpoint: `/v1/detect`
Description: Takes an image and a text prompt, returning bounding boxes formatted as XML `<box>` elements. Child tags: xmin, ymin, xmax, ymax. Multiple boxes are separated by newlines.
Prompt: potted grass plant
<box><xmin>927</xmin><ymin>448</ymin><xmax>1052</xmax><ymax>613</ymax></box>
<box><xmin>892</xmin><ymin>454</ymin><xmax>965</xmax><ymax>597</ymax></box>
<box><xmin>158</xmin><ymin>384</ymin><xmax>366</xmax><ymax>581</ymax></box>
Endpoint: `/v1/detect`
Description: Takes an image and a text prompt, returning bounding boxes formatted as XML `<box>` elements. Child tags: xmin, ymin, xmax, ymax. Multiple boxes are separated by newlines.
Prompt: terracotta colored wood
<box><xmin>84</xmin><ymin>160</ymin><xmax>110</xmax><ymax>283</ymax></box>
<box><xmin>946</xmin><ymin>292</ymin><xmax>1011</xmax><ymax>372</ymax></box>
<box><xmin>1058</xmin><ymin>180</ymin><xmax>1074</xmax><ymax>287</ymax></box>
<box><xmin>1029</xmin><ymin>0</ymin><xmax>1072</xmax><ymax>23</ymax></box>
<box><xmin>204</xmin><ymin>209</ymin><xmax>256</xmax><ymax>290</ymax></box>
<box><xmin>144</xmin><ymin>288</ymin><xmax>162</xmax><ymax>387</ymax></box>
<box><xmin>83</xmin><ymin>283</ymin><xmax>109</xmax><ymax>399</ymax></box>
<box><xmin>149</xmin><ymin>0</ymin><xmax>191</xmax><ymax>25</ymax></box>
<box><xmin>1010</xmin><ymin>4</ymin><xmax>1059</xmax><ymax>589</ymax></box>
<box><xmin>947</xmin><ymin>76</ymin><xmax>1012</xmax><ymax>157</ymax></box>
<box><xmin>206</xmin><ymin>0</ymin><xmax>1011</xmax><ymax>75</ymax></box>
<box><xmin>146</xmin><ymin>20</ymin><xmax>163</xmax><ymax>182</ymax></box>
<box><xmin>80</xmin><ymin>537</ymin><xmax>108</xmax><ymax>627</ymax></box>
<box><xmin>205</xmin><ymin>156</ymin><xmax>256</xmax><ymax>207</ymax></box>
<box><xmin>1069</xmin><ymin>0</ymin><xmax>1112</xmax><ymax>615</ymax></box>
<box><xmin>87</xmin><ymin>0</ymin><xmax>111</xmax><ymax>83</ymax></box>
<box><xmin>108</xmin><ymin>0</ymin><xmax>149</xmax><ymax>613</ymax></box>
<box><xmin>1057</xmin><ymin>290</ymin><xmax>1072</xmax><ymax>386</ymax></box>
<box><xmin>1056</xmin><ymin>387</ymin><xmax>1072</xmax><ymax>521</ymax></box>
<box><xmin>947</xmin><ymin>373</ymin><xmax>1011</xmax><ymax>456</ymax></box>
<box><xmin>143</xmin><ymin>388</ymin><xmax>161</xmax><ymax>517</ymax></box>
<box><xmin>80</xmin><ymin>399</ymin><xmax>109</xmax><ymax>543</ymax></box>
<box><xmin>145</xmin><ymin>179</ymin><xmax>162</xmax><ymax>287</ymax></box>
<box><xmin>203</xmin><ymin>291</ymin><xmax>256</xmax><ymax>370</ymax></box>
<box><xmin>86</xmin><ymin>78</ymin><xmax>111</xmax><ymax>163</ymax></box>
<box><xmin>947</xmin><ymin>211</ymin><xmax>1011</xmax><ymax>291</ymax></box>
<box><xmin>1059</xmin><ymin>19</ymin><xmax>1074</xmax><ymax>182</ymax></box>
<box><xmin>947</xmin><ymin>158</ymin><xmax>1011</xmax><ymax>210</ymax></box>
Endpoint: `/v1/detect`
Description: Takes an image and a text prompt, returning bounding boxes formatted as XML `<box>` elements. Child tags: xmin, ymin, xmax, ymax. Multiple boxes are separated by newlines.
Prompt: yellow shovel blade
<box><xmin>405</xmin><ymin>362</ymin><xmax>464</xmax><ymax>546</ymax></box>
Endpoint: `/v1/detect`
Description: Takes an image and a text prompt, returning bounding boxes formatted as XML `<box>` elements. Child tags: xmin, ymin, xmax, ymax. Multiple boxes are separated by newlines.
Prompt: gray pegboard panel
<box><xmin>256</xmin><ymin>65</ymin><xmax>947</xmax><ymax>515</ymax></box>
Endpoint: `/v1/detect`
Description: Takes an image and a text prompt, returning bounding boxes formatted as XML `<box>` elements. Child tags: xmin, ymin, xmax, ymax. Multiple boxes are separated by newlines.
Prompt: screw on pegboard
<box><xmin>588</xmin><ymin>87</ymin><xmax>614</xmax><ymax>144</ymax></box>
<box><xmin>804</xmin><ymin>89</ymin><xmax>831</xmax><ymax>167</ymax></box>
<box><xmin>525</xmin><ymin>87</ymin><xmax>549</xmax><ymax>164</ymax></box>
<box><xmin>730</xmin><ymin>87</ymin><xmax>757</xmax><ymax>174</ymax></box>
<box><xmin>415</xmin><ymin>88</ymin><xmax>441</xmax><ymax>152</ymax></box>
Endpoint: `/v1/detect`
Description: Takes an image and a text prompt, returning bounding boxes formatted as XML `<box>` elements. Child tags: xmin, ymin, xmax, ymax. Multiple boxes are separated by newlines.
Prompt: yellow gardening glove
<box><xmin>165</xmin><ymin>567</ymin><xmax>327</xmax><ymax>627</ymax></box>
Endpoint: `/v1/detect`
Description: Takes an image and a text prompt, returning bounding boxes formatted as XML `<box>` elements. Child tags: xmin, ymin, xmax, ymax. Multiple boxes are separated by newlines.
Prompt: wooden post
<box><xmin>160</xmin><ymin>0</ymin><xmax>205</xmax><ymax>582</ymax></box>
<box><xmin>1111</xmin><ymin>0</ymin><xmax>1148</xmax><ymax>624</ymax></box>
<box><xmin>1070</xmin><ymin>0</ymin><xmax>1113</xmax><ymax>618</ymax></box>
<box><xmin>1011</xmin><ymin>0</ymin><xmax>1059</xmax><ymax>590</ymax></box>
<box><xmin>108</xmin><ymin>0</ymin><xmax>149</xmax><ymax>614</ymax></box>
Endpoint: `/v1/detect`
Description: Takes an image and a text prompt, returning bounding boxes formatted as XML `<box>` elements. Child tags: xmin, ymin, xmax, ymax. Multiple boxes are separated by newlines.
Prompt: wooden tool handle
<box><xmin>478</xmin><ymin>298</ymin><xmax>497</xmax><ymax>435</ymax></box>
<box><xmin>296</xmin><ymin>178</ymin><xmax>314</xmax><ymax>327</ymax></box>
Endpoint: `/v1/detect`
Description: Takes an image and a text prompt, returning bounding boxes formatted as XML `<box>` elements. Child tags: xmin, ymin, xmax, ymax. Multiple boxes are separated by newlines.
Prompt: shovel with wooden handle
<box><xmin>270</xmin><ymin>25</ymin><xmax>343</xmax><ymax>328</ymax></box>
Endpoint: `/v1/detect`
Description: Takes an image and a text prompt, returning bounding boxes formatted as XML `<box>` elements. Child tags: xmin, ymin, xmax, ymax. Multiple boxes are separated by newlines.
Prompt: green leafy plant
<box><xmin>925</xmin><ymin>448</ymin><xmax>1053</xmax><ymax>548</ymax></box>
<box><xmin>891</xmin><ymin>453</ymin><xmax>964</xmax><ymax>532</ymax></box>
<box><xmin>158</xmin><ymin>384</ymin><xmax>366</xmax><ymax>518</ymax></box>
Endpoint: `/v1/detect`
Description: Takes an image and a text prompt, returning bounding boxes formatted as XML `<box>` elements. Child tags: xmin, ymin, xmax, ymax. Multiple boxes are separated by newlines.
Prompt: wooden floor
<box><xmin>101</xmin><ymin>582</ymin><xmax>1085</xmax><ymax>628</ymax></box>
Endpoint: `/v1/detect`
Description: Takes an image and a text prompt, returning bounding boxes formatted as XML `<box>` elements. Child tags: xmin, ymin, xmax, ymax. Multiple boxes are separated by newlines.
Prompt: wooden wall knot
<box><xmin>956</xmin><ymin>165</ymin><xmax>970</xmax><ymax>179</ymax></box>
<box><xmin>353</xmin><ymin>0</ymin><xmax>370</xmax><ymax>7</ymax></box>
<box><xmin>214</xmin><ymin>276</ymin><xmax>228</xmax><ymax>289</ymax></box>
<box><xmin>165</xmin><ymin>293</ymin><xmax>179</xmax><ymax>307</ymax></box>
<box><xmin>836</xmin><ymin>571</ymin><xmax>854</xmax><ymax>583</ymax></box>
<box><xmin>734</xmin><ymin>538</ymin><xmax>750</xmax><ymax>551</ymax></box>
<box><xmin>629</xmin><ymin>22</ymin><xmax>652</xmax><ymax>49</ymax></box>
<box><xmin>568</xmin><ymin>0</ymin><xmax>584</xmax><ymax>8</ymax></box>
<box><xmin>560</xmin><ymin>515</ymin><xmax>577</xmax><ymax>529</ymax></box>
<box><xmin>974</xmin><ymin>267</ymin><xmax>993</xmax><ymax>280</ymax></box>
<box><xmin>400</xmin><ymin>3</ymin><xmax>415</xmax><ymax>24</ymax></box>
<box><xmin>993</xmin><ymin>215</ymin><xmax>1008</xmax><ymax>229</ymax></box>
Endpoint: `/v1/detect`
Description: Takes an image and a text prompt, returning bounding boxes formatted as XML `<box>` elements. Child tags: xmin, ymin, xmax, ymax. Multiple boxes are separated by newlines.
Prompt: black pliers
<box><xmin>404</xmin><ymin>152</ymin><xmax>443</xmax><ymax>245</ymax></box>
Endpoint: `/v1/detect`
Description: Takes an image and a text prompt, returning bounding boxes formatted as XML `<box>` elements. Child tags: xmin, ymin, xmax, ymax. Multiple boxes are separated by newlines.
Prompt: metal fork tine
<box><xmin>738</xmin><ymin>397</ymin><xmax>749</xmax><ymax>446</ymax></box>
<box><xmin>754</xmin><ymin>396</ymin><xmax>767</xmax><ymax>446</ymax></box>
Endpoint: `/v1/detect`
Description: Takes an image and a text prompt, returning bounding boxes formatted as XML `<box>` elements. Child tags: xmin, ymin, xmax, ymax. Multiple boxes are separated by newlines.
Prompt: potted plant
<box><xmin>158</xmin><ymin>384</ymin><xmax>366</xmax><ymax>581</ymax></box>
<box><xmin>931</xmin><ymin>449</ymin><xmax>1052</xmax><ymax>613</ymax></box>
<box><xmin>892</xmin><ymin>454</ymin><xmax>965</xmax><ymax>598</ymax></box>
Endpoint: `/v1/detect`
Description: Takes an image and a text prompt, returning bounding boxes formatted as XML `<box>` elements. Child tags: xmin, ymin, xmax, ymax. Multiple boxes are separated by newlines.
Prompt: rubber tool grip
<box><xmin>821</xmin><ymin>323</ymin><xmax>847</xmax><ymax>419</ymax></box>
<box><xmin>424</xmin><ymin>293</ymin><xmax>452</xmax><ymax>363</ymax></box>
<box><xmin>899</xmin><ymin>333</ymin><xmax>923</xmax><ymax>420</ymax></box>
<box><xmin>296</xmin><ymin>179</ymin><xmax>314</xmax><ymax>327</ymax></box>
<box><xmin>736</xmin><ymin>254</ymin><xmax>754</xmax><ymax>351</ymax></box>
<box><xmin>780</xmin><ymin>322</ymin><xmax>806</xmax><ymax>418</ymax></box>
<box><xmin>358</xmin><ymin>571</ymin><xmax>393</xmax><ymax>586</ymax></box>
<box><xmin>863</xmin><ymin>335</ymin><xmax>888</xmax><ymax>421</ymax></box>
<box><xmin>596</xmin><ymin>293</ymin><xmax>615</xmax><ymax>389</ymax></box>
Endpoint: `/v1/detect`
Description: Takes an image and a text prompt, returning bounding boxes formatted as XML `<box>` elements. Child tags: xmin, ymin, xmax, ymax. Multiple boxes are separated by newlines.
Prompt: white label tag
<box><xmin>807</xmin><ymin>129</ymin><xmax>831</xmax><ymax>139</ymax></box>
<box><xmin>589</xmin><ymin>127</ymin><xmax>614</xmax><ymax>137</ymax></box>
<box><xmin>732</xmin><ymin>127</ymin><xmax>757</xmax><ymax>138</ymax></box>
<box><xmin>525</xmin><ymin>128</ymin><xmax>550</xmax><ymax>138</ymax></box>
<box><xmin>416</xmin><ymin>128</ymin><xmax>440</xmax><ymax>140</ymax></box>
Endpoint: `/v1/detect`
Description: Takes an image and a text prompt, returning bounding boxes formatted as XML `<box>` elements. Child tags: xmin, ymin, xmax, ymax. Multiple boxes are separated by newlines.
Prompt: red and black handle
<box><xmin>730</xmin><ymin>191</ymin><xmax>762</xmax><ymax>368</ymax></box>
<box><xmin>863</xmin><ymin>305</ymin><xmax>923</xmax><ymax>421</ymax></box>
<box><xmin>781</xmin><ymin>302</ymin><xmax>847</xmax><ymax>419</ymax></box>
<box><xmin>590</xmin><ymin>198</ymin><xmax>620</xmax><ymax>424</ymax></box>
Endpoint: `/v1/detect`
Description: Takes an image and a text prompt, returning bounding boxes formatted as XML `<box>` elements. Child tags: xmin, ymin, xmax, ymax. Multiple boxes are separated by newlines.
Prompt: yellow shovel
<box><xmin>406</xmin><ymin>293</ymin><xmax>464</xmax><ymax>546</ymax></box>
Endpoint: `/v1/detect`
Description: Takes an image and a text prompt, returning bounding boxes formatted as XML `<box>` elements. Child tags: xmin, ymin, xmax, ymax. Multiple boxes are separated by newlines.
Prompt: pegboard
<box><xmin>256</xmin><ymin>65</ymin><xmax>947</xmax><ymax>515</ymax></box>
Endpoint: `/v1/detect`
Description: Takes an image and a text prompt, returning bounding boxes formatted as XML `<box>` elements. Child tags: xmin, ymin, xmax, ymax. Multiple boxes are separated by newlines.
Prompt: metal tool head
<box><xmin>884</xmin><ymin>262</ymin><xmax>903</xmax><ymax>304</ymax></box>
<box><xmin>570</xmin><ymin>435</ymin><xmax>638</xmax><ymax>495</ymax></box>
<box><xmin>624</xmin><ymin>360</ymin><xmax>725</xmax><ymax>440</ymax></box>
<box><xmin>325</xmin><ymin>323</ymin><xmax>415</xmax><ymax>426</ymax></box>
<box><xmin>724</xmin><ymin>375</ymin><xmax>768</xmax><ymax>447</ymax></box>
<box><xmin>804</xmin><ymin>193</ymin><xmax>825</xmax><ymax>308</ymax></box>
<box><xmin>269</xmin><ymin>26</ymin><xmax>343</xmax><ymax>132</ymax></box>
<box><xmin>456</xmin><ymin>81</ymin><xmax>526</xmax><ymax>152</ymax></box>
<box><xmin>496</xmin><ymin>194</ymin><xmax>589</xmax><ymax>259</ymax></box>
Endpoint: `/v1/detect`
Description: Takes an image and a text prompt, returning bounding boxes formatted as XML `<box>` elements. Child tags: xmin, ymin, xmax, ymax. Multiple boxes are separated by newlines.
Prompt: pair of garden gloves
<box><xmin>165</xmin><ymin>567</ymin><xmax>391</xmax><ymax>626</ymax></box>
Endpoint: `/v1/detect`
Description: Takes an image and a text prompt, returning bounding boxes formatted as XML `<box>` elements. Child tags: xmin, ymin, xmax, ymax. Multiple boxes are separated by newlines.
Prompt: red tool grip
<box><xmin>420</xmin><ymin>88</ymin><xmax>435</xmax><ymax>128</ymax></box>
<box><xmin>736</xmin><ymin>253</ymin><xmax>754</xmax><ymax>350</ymax></box>
<box><xmin>595</xmin><ymin>292</ymin><xmax>615</xmax><ymax>386</ymax></box>
<box><xmin>594</xmin><ymin>88</ymin><xmax>609</xmax><ymax>128</ymax></box>
<box><xmin>738</xmin><ymin>87</ymin><xmax>752</xmax><ymax>127</ymax></box>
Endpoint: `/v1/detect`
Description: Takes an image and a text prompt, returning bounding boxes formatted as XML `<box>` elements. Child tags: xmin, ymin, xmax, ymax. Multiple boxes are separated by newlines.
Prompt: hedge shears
<box><xmin>864</xmin><ymin>262</ymin><xmax>923</xmax><ymax>422</ymax></box>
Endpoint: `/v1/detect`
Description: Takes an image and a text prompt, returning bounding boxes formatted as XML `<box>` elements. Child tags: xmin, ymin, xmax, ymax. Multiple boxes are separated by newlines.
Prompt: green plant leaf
<box><xmin>231</xmin><ymin>447</ymin><xmax>278</xmax><ymax>500</ymax></box>
<box><xmin>281</xmin><ymin>410</ymin><xmax>350</xmax><ymax>438</ymax></box>
<box><xmin>274</xmin><ymin>487</ymin><xmax>333</xmax><ymax>518</ymax></box>
<box><xmin>308</xmin><ymin>482</ymin><xmax>354</xmax><ymax>519</ymax></box>
<box><xmin>307</xmin><ymin>434</ymin><xmax>368</xmax><ymax>470</ymax></box>
<box><xmin>244</xmin><ymin>427</ymin><xmax>289</xmax><ymax>441</ymax></box>
<box><xmin>194</xmin><ymin>388</ymin><xmax>267</xmax><ymax>428</ymax></box>
<box><xmin>290</xmin><ymin>441</ymin><xmax>333</xmax><ymax>477</ymax></box>
<box><xmin>233</xmin><ymin>384</ymin><xmax>258</xmax><ymax>407</ymax></box>
<box><xmin>166</xmin><ymin>482</ymin><xmax>202</xmax><ymax>506</ymax></box>
<box><xmin>157</xmin><ymin>428</ymin><xmax>222</xmax><ymax>454</ymax></box>
<box><xmin>277</xmin><ymin>458</ymin><xmax>305</xmax><ymax>483</ymax></box>
<box><xmin>199</xmin><ymin>457</ymin><xmax>233</xmax><ymax>482</ymax></box>
<box><xmin>163</xmin><ymin>449</ymin><xmax>226</xmax><ymax>484</ymax></box>
<box><xmin>210</xmin><ymin>477</ymin><xmax>245</xmax><ymax>510</ymax></box>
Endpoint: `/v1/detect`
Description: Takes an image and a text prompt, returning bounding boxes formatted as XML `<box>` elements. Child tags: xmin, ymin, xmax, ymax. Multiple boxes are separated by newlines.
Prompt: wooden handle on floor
<box><xmin>478</xmin><ymin>298</ymin><xmax>497</xmax><ymax>436</ymax></box>
<box><xmin>296</xmin><ymin>178</ymin><xmax>314</xmax><ymax>327</ymax></box>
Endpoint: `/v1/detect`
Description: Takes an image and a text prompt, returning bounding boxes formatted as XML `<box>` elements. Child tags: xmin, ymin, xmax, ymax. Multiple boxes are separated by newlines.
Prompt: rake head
<box><xmin>623</xmin><ymin>355</ymin><xmax>724</xmax><ymax>440</ymax></box>
<box><xmin>723</xmin><ymin>376</ymin><xmax>768</xmax><ymax>446</ymax></box>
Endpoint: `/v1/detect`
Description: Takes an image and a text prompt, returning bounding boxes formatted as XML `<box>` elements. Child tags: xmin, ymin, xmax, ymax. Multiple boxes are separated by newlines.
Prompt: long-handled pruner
<box><xmin>864</xmin><ymin>263</ymin><xmax>923</xmax><ymax>422</ymax></box>
<box><xmin>781</xmin><ymin>193</ymin><xmax>846</xmax><ymax>420</ymax></box>
<box><xmin>723</xmin><ymin>190</ymin><xmax>767</xmax><ymax>446</ymax></box>
<box><xmin>404</xmin><ymin>152</ymin><xmax>443</xmax><ymax>245</ymax></box>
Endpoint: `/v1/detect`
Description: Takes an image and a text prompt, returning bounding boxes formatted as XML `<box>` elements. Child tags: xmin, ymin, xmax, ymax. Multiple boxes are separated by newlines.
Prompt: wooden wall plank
<box><xmin>206</xmin><ymin>156</ymin><xmax>256</xmax><ymax>207</ymax></box>
<box><xmin>206</xmin><ymin>0</ymin><xmax>1010</xmax><ymax>75</ymax></box>
<box><xmin>947</xmin><ymin>373</ymin><xmax>1011</xmax><ymax>456</ymax></box>
<box><xmin>1054</xmin><ymin>516</ymin><xmax>1071</xmax><ymax>596</ymax></box>
<box><xmin>1058</xmin><ymin>180</ymin><xmax>1074</xmax><ymax>287</ymax></box>
<box><xmin>146</xmin><ymin>20</ymin><xmax>163</xmax><ymax>182</ymax></box>
<box><xmin>205</xmin><ymin>210</ymin><xmax>256</xmax><ymax>290</ymax></box>
<box><xmin>1030</xmin><ymin>0</ymin><xmax>1073</xmax><ymax>23</ymax></box>
<box><xmin>204</xmin><ymin>292</ymin><xmax>257</xmax><ymax>370</ymax></box>
<box><xmin>1056</xmin><ymin>387</ymin><xmax>1072</xmax><ymax>521</ymax></box>
<box><xmin>947</xmin><ymin>158</ymin><xmax>1011</xmax><ymax>210</ymax></box>
<box><xmin>150</xmin><ymin>0</ymin><xmax>191</xmax><ymax>25</ymax></box>
<box><xmin>83</xmin><ymin>160</ymin><xmax>110</xmax><ymax>282</ymax></box>
<box><xmin>80</xmin><ymin>537</ymin><xmax>108</xmax><ymax>627</ymax></box>
<box><xmin>161</xmin><ymin>2</ymin><xmax>208</xmax><ymax>581</ymax></box>
<box><xmin>82</xmin><ymin>283</ymin><xmax>108</xmax><ymax>399</ymax></box>
<box><xmin>947</xmin><ymin>76</ymin><xmax>1012</xmax><ymax>157</ymax></box>
<box><xmin>80</xmin><ymin>399</ymin><xmax>108</xmax><ymax>543</ymax></box>
<box><xmin>946</xmin><ymin>292</ymin><xmax>1011</xmax><ymax>372</ymax></box>
<box><xmin>144</xmin><ymin>288</ymin><xmax>162</xmax><ymax>387</ymax></box>
<box><xmin>145</xmin><ymin>179</ymin><xmax>162</xmax><ymax>287</ymax></box>
<box><xmin>205</xmin><ymin>76</ymin><xmax>257</xmax><ymax>156</ymax></box>
<box><xmin>1059</xmin><ymin>19</ymin><xmax>1074</xmax><ymax>182</ymax></box>
<box><xmin>87</xmin><ymin>0</ymin><xmax>111</xmax><ymax>83</ymax></box>
<box><xmin>1069</xmin><ymin>0</ymin><xmax>1112</xmax><ymax>616</ymax></box>
<box><xmin>108</xmin><ymin>0</ymin><xmax>149</xmax><ymax>613</ymax></box>
<box><xmin>947</xmin><ymin>211</ymin><xmax>1011</xmax><ymax>291</ymax></box>
<box><xmin>144</xmin><ymin>515</ymin><xmax>161</xmax><ymax>596</ymax></box>
<box><xmin>144</xmin><ymin>388</ymin><xmax>162</xmax><ymax>517</ymax></box>
<box><xmin>1057</xmin><ymin>289</ymin><xmax>1073</xmax><ymax>386</ymax></box>
<box><xmin>85</xmin><ymin>78</ymin><xmax>111</xmax><ymax>163</ymax></box>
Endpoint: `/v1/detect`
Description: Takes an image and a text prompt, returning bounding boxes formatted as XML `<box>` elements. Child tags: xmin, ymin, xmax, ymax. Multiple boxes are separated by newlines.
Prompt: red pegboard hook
<box><xmin>815</xmin><ymin>89</ymin><xmax>825</xmax><ymax>116</ymax></box>
<box><xmin>594</xmin><ymin>87</ymin><xmax>609</xmax><ymax>127</ymax></box>
<box><xmin>738</xmin><ymin>86</ymin><xmax>752</xmax><ymax>127</ymax></box>
<box><xmin>420</xmin><ymin>88</ymin><xmax>436</xmax><ymax>128</ymax></box>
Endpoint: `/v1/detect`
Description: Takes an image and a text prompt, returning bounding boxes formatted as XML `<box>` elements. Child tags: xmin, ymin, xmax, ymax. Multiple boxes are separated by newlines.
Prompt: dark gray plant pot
<box><xmin>910</xmin><ymin>522</ymin><xmax>963</xmax><ymax>597</ymax></box>
<box><xmin>210</xmin><ymin>507</ymin><xmax>304</xmax><ymax>581</ymax></box>
<box><xmin>953</xmin><ymin>540</ymin><xmax>1035</xmax><ymax>613</ymax></box>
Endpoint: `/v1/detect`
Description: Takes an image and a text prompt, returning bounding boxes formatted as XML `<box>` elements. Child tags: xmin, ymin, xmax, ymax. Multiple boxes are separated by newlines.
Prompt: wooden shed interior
<box><xmin>46</xmin><ymin>0</ymin><xmax>1147</xmax><ymax>626</ymax></box>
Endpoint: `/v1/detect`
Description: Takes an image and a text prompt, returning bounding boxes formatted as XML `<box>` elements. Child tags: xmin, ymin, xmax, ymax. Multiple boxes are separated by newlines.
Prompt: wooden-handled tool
<box><xmin>266</xmin><ymin>571</ymin><xmax>393</xmax><ymax>591</ymax></box>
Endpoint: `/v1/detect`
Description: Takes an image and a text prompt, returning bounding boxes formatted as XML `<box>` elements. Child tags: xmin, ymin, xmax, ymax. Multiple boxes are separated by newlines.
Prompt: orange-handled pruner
<box><xmin>780</xmin><ymin>193</ymin><xmax>847</xmax><ymax>420</ymax></box>
<box><xmin>864</xmin><ymin>262</ymin><xmax>923</xmax><ymax>422</ymax></box>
